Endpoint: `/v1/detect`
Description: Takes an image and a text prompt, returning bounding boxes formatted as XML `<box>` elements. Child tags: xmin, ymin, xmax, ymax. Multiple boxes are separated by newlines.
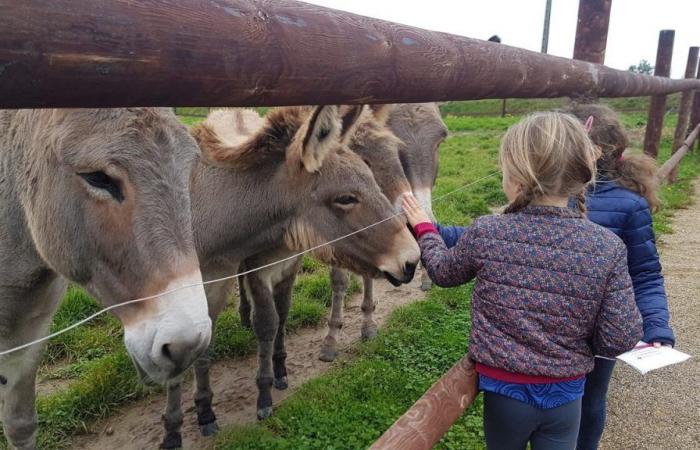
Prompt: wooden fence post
<box><xmin>670</xmin><ymin>47</ymin><xmax>699</xmax><ymax>181</ymax></box>
<box><xmin>573</xmin><ymin>0</ymin><xmax>613</xmax><ymax>65</ymax></box>
<box><xmin>644</xmin><ymin>30</ymin><xmax>676</xmax><ymax>158</ymax></box>
<box><xmin>690</xmin><ymin>64</ymin><xmax>700</xmax><ymax>152</ymax></box>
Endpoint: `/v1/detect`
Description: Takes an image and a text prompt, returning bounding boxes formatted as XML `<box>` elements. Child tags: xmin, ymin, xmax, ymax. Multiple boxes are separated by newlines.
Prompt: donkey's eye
<box><xmin>334</xmin><ymin>194</ymin><xmax>359</xmax><ymax>206</ymax></box>
<box><xmin>78</xmin><ymin>171</ymin><xmax>124</xmax><ymax>202</ymax></box>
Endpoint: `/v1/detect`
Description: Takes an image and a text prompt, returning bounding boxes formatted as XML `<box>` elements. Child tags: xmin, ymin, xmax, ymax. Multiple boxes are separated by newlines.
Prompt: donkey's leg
<box><xmin>193</xmin><ymin>279</ymin><xmax>234</xmax><ymax>437</ymax></box>
<box><xmin>319</xmin><ymin>267</ymin><xmax>348</xmax><ymax>362</ymax></box>
<box><xmin>238</xmin><ymin>264</ymin><xmax>252</xmax><ymax>329</ymax></box>
<box><xmin>160</xmin><ymin>381</ymin><xmax>184</xmax><ymax>449</ymax></box>
<box><xmin>1</xmin><ymin>278</ymin><xmax>65</xmax><ymax>450</ymax></box>
<box><xmin>246</xmin><ymin>275</ymin><xmax>279</xmax><ymax>420</ymax></box>
<box><xmin>360</xmin><ymin>276</ymin><xmax>378</xmax><ymax>340</ymax></box>
<box><xmin>420</xmin><ymin>262</ymin><xmax>433</xmax><ymax>291</ymax></box>
<box><xmin>271</xmin><ymin>265</ymin><xmax>299</xmax><ymax>391</ymax></box>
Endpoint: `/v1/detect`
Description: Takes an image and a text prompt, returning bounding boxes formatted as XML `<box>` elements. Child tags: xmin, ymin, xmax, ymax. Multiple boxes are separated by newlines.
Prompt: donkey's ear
<box><xmin>368</xmin><ymin>104</ymin><xmax>395</xmax><ymax>126</ymax></box>
<box><xmin>338</xmin><ymin>105</ymin><xmax>364</xmax><ymax>144</ymax></box>
<box><xmin>292</xmin><ymin>105</ymin><xmax>341</xmax><ymax>173</ymax></box>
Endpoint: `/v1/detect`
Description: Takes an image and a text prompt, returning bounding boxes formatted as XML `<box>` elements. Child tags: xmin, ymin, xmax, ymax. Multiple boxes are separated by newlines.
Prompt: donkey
<box><xmin>157</xmin><ymin>105</ymin><xmax>420</xmax><ymax>449</ymax></box>
<box><xmin>318</xmin><ymin>103</ymin><xmax>448</xmax><ymax>361</ymax></box>
<box><xmin>238</xmin><ymin>104</ymin><xmax>448</xmax><ymax>362</ymax></box>
<box><xmin>0</xmin><ymin>109</ymin><xmax>212</xmax><ymax>450</ymax></box>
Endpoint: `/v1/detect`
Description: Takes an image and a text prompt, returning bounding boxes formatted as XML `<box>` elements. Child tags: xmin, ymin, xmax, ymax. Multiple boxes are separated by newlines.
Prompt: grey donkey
<box><xmin>157</xmin><ymin>105</ymin><xmax>420</xmax><ymax>449</ymax></box>
<box><xmin>239</xmin><ymin>104</ymin><xmax>448</xmax><ymax>363</ymax></box>
<box><xmin>0</xmin><ymin>109</ymin><xmax>212</xmax><ymax>450</ymax></box>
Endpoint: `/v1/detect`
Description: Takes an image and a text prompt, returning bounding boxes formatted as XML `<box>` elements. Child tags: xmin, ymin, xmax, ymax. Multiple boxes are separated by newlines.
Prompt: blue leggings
<box><xmin>577</xmin><ymin>358</ymin><xmax>616</xmax><ymax>450</ymax></box>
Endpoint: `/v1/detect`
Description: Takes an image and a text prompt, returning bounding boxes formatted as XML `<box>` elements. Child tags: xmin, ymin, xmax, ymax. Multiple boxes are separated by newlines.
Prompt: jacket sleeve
<box><xmin>417</xmin><ymin>222</ymin><xmax>480</xmax><ymax>288</ymax></box>
<box><xmin>622</xmin><ymin>198</ymin><xmax>675</xmax><ymax>345</ymax></box>
<box><xmin>435</xmin><ymin>224</ymin><xmax>467</xmax><ymax>249</ymax></box>
<box><xmin>593</xmin><ymin>245</ymin><xmax>643</xmax><ymax>357</ymax></box>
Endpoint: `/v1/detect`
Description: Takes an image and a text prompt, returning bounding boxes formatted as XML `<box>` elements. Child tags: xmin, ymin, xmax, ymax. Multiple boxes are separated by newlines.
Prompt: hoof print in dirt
<box><xmin>318</xmin><ymin>346</ymin><xmax>338</xmax><ymax>362</ymax></box>
<box><xmin>159</xmin><ymin>432</ymin><xmax>182</xmax><ymax>450</ymax></box>
<box><xmin>273</xmin><ymin>376</ymin><xmax>289</xmax><ymax>390</ymax></box>
<box><xmin>257</xmin><ymin>406</ymin><xmax>274</xmax><ymax>420</ymax></box>
<box><xmin>200</xmin><ymin>421</ymin><xmax>220</xmax><ymax>437</ymax></box>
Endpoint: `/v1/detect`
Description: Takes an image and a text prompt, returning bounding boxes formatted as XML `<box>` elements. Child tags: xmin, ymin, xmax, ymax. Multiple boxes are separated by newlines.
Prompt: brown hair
<box><xmin>500</xmin><ymin>112</ymin><xmax>599</xmax><ymax>214</ymax></box>
<box><xmin>563</xmin><ymin>103</ymin><xmax>661</xmax><ymax>211</ymax></box>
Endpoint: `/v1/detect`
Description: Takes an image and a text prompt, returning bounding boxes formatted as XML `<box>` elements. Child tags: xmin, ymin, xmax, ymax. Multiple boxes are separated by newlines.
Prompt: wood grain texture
<box><xmin>644</xmin><ymin>30</ymin><xmax>675</xmax><ymax>158</ymax></box>
<box><xmin>370</xmin><ymin>356</ymin><xmax>478</xmax><ymax>450</ymax></box>
<box><xmin>658</xmin><ymin>124</ymin><xmax>700</xmax><ymax>182</ymax></box>
<box><xmin>669</xmin><ymin>47</ymin><xmax>699</xmax><ymax>181</ymax></box>
<box><xmin>573</xmin><ymin>0</ymin><xmax>612</xmax><ymax>64</ymax></box>
<box><xmin>1</xmin><ymin>0</ymin><xmax>700</xmax><ymax>108</ymax></box>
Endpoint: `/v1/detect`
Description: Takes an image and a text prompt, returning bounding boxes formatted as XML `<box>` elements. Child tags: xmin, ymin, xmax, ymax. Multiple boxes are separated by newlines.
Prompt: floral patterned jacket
<box><xmin>416</xmin><ymin>205</ymin><xmax>642</xmax><ymax>377</ymax></box>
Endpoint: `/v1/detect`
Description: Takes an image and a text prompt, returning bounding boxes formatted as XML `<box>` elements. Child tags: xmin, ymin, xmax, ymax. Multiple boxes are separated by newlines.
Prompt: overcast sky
<box><xmin>304</xmin><ymin>0</ymin><xmax>699</xmax><ymax>78</ymax></box>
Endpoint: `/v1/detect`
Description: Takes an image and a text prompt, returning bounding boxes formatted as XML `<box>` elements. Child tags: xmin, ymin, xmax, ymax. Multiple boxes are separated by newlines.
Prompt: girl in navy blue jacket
<box><xmin>566</xmin><ymin>104</ymin><xmax>675</xmax><ymax>450</ymax></box>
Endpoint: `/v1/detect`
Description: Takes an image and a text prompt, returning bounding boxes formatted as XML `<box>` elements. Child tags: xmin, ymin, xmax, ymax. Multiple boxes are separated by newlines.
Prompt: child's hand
<box><xmin>402</xmin><ymin>193</ymin><xmax>431</xmax><ymax>227</ymax></box>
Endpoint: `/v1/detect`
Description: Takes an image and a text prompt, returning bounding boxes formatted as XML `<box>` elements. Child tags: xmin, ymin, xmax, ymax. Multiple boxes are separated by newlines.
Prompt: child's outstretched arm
<box><xmin>593</xmin><ymin>245</ymin><xmax>643</xmax><ymax>358</ymax></box>
<box><xmin>403</xmin><ymin>194</ymin><xmax>480</xmax><ymax>287</ymax></box>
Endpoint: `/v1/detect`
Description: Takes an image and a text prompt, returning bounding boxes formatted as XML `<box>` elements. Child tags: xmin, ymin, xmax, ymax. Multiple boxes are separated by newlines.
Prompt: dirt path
<box><xmin>72</xmin><ymin>276</ymin><xmax>426</xmax><ymax>450</ymax></box>
<box><xmin>601</xmin><ymin>182</ymin><xmax>700</xmax><ymax>450</ymax></box>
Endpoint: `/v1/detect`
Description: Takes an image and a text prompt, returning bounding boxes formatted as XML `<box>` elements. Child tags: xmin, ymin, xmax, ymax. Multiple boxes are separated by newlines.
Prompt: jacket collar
<box><xmin>518</xmin><ymin>204</ymin><xmax>584</xmax><ymax>218</ymax></box>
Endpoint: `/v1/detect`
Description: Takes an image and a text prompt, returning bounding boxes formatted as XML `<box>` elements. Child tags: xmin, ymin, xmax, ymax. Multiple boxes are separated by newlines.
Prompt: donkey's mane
<box><xmin>192</xmin><ymin>107</ymin><xmax>312</xmax><ymax>170</ymax></box>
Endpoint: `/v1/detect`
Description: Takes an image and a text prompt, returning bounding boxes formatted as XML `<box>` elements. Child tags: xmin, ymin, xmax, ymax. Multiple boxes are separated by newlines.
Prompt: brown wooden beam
<box><xmin>644</xmin><ymin>30</ymin><xmax>676</xmax><ymax>158</ymax></box>
<box><xmin>573</xmin><ymin>0</ymin><xmax>613</xmax><ymax>64</ymax></box>
<box><xmin>1</xmin><ymin>0</ymin><xmax>699</xmax><ymax>108</ymax></box>
<box><xmin>670</xmin><ymin>47</ymin><xmax>699</xmax><ymax>181</ymax></box>
<box><xmin>690</xmin><ymin>64</ymin><xmax>700</xmax><ymax>151</ymax></box>
<box><xmin>370</xmin><ymin>356</ymin><xmax>478</xmax><ymax>450</ymax></box>
<box><xmin>658</xmin><ymin>124</ymin><xmax>700</xmax><ymax>182</ymax></box>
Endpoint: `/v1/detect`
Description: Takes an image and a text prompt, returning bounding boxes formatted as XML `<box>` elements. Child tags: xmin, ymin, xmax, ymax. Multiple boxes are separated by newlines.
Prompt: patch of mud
<box><xmin>72</xmin><ymin>276</ymin><xmax>426</xmax><ymax>450</ymax></box>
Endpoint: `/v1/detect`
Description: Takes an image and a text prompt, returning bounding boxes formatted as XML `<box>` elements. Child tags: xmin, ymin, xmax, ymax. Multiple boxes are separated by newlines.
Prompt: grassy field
<box><xmin>1</xmin><ymin>102</ymin><xmax>698</xmax><ymax>449</ymax></box>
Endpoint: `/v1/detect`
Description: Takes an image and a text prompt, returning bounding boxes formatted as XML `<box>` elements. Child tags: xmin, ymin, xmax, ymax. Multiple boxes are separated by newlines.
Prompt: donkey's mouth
<box><xmin>383</xmin><ymin>271</ymin><xmax>405</xmax><ymax>287</ymax></box>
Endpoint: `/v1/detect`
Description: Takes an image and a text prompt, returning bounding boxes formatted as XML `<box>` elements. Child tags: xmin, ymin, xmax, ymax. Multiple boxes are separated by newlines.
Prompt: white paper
<box><xmin>616</xmin><ymin>342</ymin><xmax>691</xmax><ymax>375</ymax></box>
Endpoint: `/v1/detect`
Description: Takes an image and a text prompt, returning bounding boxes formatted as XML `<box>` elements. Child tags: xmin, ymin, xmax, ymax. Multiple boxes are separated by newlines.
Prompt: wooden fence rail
<box><xmin>1</xmin><ymin>0</ymin><xmax>700</xmax><ymax>108</ymax></box>
<box><xmin>658</xmin><ymin>123</ymin><xmax>700</xmax><ymax>182</ymax></box>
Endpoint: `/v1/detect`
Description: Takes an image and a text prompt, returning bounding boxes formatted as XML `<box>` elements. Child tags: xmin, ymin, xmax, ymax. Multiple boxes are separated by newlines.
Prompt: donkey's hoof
<box><xmin>420</xmin><ymin>280</ymin><xmax>433</xmax><ymax>291</ymax></box>
<box><xmin>361</xmin><ymin>325</ymin><xmax>378</xmax><ymax>340</ymax></box>
<box><xmin>257</xmin><ymin>406</ymin><xmax>274</xmax><ymax>420</ymax></box>
<box><xmin>273</xmin><ymin>376</ymin><xmax>289</xmax><ymax>390</ymax></box>
<box><xmin>159</xmin><ymin>431</ymin><xmax>182</xmax><ymax>450</ymax></box>
<box><xmin>319</xmin><ymin>345</ymin><xmax>338</xmax><ymax>362</ymax></box>
<box><xmin>200</xmin><ymin>421</ymin><xmax>219</xmax><ymax>437</ymax></box>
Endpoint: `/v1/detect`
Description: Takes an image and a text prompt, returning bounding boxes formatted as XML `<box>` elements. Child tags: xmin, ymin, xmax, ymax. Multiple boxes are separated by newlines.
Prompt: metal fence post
<box><xmin>670</xmin><ymin>47</ymin><xmax>699</xmax><ymax>181</ymax></box>
<box><xmin>643</xmin><ymin>30</ymin><xmax>675</xmax><ymax>158</ymax></box>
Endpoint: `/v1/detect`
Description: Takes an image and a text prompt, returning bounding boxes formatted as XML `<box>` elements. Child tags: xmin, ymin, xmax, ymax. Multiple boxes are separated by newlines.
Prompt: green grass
<box><xmin>3</xmin><ymin>106</ymin><xmax>698</xmax><ymax>450</ymax></box>
<box><xmin>440</xmin><ymin>94</ymin><xmax>681</xmax><ymax>117</ymax></box>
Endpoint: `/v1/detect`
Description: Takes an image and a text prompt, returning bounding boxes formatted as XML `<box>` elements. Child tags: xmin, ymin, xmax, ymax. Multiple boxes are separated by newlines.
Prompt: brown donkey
<box><xmin>157</xmin><ymin>105</ymin><xmax>420</xmax><ymax>448</ymax></box>
<box><xmin>0</xmin><ymin>109</ymin><xmax>211</xmax><ymax>450</ymax></box>
<box><xmin>238</xmin><ymin>104</ymin><xmax>448</xmax><ymax>362</ymax></box>
<box><xmin>320</xmin><ymin>103</ymin><xmax>447</xmax><ymax>361</ymax></box>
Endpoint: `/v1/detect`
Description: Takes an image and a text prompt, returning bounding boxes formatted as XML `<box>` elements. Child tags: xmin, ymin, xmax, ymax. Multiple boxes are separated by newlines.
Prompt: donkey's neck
<box><xmin>190</xmin><ymin>161</ymin><xmax>304</xmax><ymax>268</ymax></box>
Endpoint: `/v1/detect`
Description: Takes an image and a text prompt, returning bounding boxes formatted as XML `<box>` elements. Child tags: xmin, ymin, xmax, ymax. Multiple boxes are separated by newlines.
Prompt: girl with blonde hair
<box><xmin>403</xmin><ymin>112</ymin><xmax>642</xmax><ymax>450</ymax></box>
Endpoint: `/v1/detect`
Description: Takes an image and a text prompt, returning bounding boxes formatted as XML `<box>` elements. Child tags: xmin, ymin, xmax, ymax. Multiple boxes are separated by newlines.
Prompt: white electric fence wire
<box><xmin>0</xmin><ymin>172</ymin><xmax>499</xmax><ymax>357</ymax></box>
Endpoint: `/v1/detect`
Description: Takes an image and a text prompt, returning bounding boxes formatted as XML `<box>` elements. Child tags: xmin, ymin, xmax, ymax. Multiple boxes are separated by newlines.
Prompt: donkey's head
<box><xmin>387</xmin><ymin>103</ymin><xmax>448</xmax><ymax>220</ymax></box>
<box><xmin>21</xmin><ymin>108</ymin><xmax>211</xmax><ymax>383</ymax></box>
<box><xmin>195</xmin><ymin>106</ymin><xmax>420</xmax><ymax>285</ymax></box>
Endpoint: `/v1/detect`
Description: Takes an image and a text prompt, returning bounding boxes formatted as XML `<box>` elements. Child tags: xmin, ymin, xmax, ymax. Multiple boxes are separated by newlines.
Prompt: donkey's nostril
<box><xmin>405</xmin><ymin>262</ymin><xmax>417</xmax><ymax>279</ymax></box>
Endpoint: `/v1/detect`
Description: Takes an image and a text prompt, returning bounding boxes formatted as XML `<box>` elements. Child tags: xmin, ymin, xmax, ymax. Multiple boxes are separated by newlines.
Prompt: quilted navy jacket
<box><xmin>586</xmin><ymin>181</ymin><xmax>675</xmax><ymax>345</ymax></box>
